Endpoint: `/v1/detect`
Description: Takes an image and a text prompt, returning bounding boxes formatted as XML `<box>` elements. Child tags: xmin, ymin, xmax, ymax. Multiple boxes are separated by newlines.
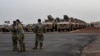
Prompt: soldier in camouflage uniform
<box><xmin>11</xmin><ymin>21</ymin><xmax>18</xmax><ymax>51</ymax></box>
<box><xmin>16</xmin><ymin>19</ymin><xmax>25</xmax><ymax>52</ymax></box>
<box><xmin>33</xmin><ymin>19</ymin><xmax>46</xmax><ymax>49</ymax></box>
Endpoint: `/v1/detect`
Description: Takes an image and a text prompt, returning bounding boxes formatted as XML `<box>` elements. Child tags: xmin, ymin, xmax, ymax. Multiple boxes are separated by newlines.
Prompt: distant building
<box><xmin>91</xmin><ymin>21</ymin><xmax>100</xmax><ymax>27</ymax></box>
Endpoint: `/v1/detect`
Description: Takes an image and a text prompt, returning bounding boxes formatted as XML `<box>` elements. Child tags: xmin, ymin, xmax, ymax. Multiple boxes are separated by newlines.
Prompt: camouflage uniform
<box><xmin>11</xmin><ymin>24</ymin><xmax>18</xmax><ymax>51</ymax></box>
<box><xmin>33</xmin><ymin>23</ymin><xmax>46</xmax><ymax>49</ymax></box>
<box><xmin>17</xmin><ymin>24</ymin><xmax>25</xmax><ymax>52</ymax></box>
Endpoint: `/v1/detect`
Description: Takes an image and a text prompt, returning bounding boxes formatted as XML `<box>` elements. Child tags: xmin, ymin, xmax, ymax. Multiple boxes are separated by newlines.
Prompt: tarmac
<box><xmin>73</xmin><ymin>27</ymin><xmax>100</xmax><ymax>56</ymax></box>
<box><xmin>0</xmin><ymin>32</ymin><xmax>98</xmax><ymax>56</ymax></box>
<box><xmin>81</xmin><ymin>34</ymin><xmax>100</xmax><ymax>56</ymax></box>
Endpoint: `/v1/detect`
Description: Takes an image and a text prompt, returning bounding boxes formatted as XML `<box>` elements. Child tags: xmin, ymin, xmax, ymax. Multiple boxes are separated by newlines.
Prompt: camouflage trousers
<box><xmin>34</xmin><ymin>35</ymin><xmax>44</xmax><ymax>49</ymax></box>
<box><xmin>12</xmin><ymin>36</ymin><xmax>18</xmax><ymax>51</ymax></box>
<box><xmin>18</xmin><ymin>33</ymin><xmax>25</xmax><ymax>51</ymax></box>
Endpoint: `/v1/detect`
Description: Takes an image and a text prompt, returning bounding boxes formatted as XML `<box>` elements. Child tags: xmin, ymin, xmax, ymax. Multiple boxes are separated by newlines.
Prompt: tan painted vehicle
<box><xmin>43</xmin><ymin>22</ymin><xmax>54</xmax><ymax>32</ymax></box>
<box><xmin>79</xmin><ymin>23</ymin><xmax>87</xmax><ymax>29</ymax></box>
<box><xmin>1</xmin><ymin>25</ymin><xmax>11</xmax><ymax>32</ymax></box>
<box><xmin>70</xmin><ymin>22</ymin><xmax>77</xmax><ymax>30</ymax></box>
<box><xmin>75</xmin><ymin>23</ymin><xmax>80</xmax><ymax>29</ymax></box>
<box><xmin>25</xmin><ymin>25</ymin><xmax>33</xmax><ymax>32</ymax></box>
<box><xmin>57</xmin><ymin>22</ymin><xmax>71</xmax><ymax>32</ymax></box>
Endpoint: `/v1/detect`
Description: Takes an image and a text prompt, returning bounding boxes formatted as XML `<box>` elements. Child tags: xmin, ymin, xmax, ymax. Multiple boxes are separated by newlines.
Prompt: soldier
<box><xmin>16</xmin><ymin>19</ymin><xmax>25</xmax><ymax>52</ymax></box>
<box><xmin>33</xmin><ymin>19</ymin><xmax>46</xmax><ymax>49</ymax></box>
<box><xmin>11</xmin><ymin>21</ymin><xmax>18</xmax><ymax>51</ymax></box>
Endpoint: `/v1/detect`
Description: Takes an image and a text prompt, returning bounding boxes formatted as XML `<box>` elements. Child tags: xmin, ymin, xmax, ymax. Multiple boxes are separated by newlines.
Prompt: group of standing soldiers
<box><xmin>11</xmin><ymin>19</ymin><xmax>46</xmax><ymax>52</ymax></box>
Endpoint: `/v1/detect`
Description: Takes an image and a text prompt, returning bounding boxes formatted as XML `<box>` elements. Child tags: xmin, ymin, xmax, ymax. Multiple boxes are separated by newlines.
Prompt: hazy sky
<box><xmin>0</xmin><ymin>0</ymin><xmax>100</xmax><ymax>24</ymax></box>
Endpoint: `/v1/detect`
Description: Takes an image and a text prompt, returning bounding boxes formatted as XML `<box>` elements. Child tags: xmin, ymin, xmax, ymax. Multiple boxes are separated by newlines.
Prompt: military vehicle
<box><xmin>42</xmin><ymin>22</ymin><xmax>54</xmax><ymax>32</ymax></box>
<box><xmin>57</xmin><ymin>22</ymin><xmax>71</xmax><ymax>32</ymax></box>
<box><xmin>43</xmin><ymin>15</ymin><xmax>88</xmax><ymax>32</ymax></box>
<box><xmin>0</xmin><ymin>25</ymin><xmax>3</xmax><ymax>32</ymax></box>
<box><xmin>1</xmin><ymin>24</ymin><xmax>10</xmax><ymax>32</ymax></box>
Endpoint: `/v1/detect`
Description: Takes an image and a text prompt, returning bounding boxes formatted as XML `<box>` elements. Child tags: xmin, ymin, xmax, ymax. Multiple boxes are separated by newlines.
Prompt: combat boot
<box><xmin>32</xmin><ymin>41</ymin><xmax>38</xmax><ymax>49</ymax></box>
<box><xmin>23</xmin><ymin>43</ymin><xmax>26</xmax><ymax>51</ymax></box>
<box><xmin>40</xmin><ymin>42</ymin><xmax>43</xmax><ymax>49</ymax></box>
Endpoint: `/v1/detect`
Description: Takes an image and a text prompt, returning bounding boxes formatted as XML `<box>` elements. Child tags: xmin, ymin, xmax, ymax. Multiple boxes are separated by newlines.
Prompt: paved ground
<box><xmin>0</xmin><ymin>32</ymin><xmax>98</xmax><ymax>56</ymax></box>
<box><xmin>81</xmin><ymin>34</ymin><xmax>100</xmax><ymax>56</ymax></box>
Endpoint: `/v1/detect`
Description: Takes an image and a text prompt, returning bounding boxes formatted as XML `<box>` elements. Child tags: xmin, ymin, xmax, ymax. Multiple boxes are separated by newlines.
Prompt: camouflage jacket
<box><xmin>34</xmin><ymin>23</ymin><xmax>46</xmax><ymax>36</ymax></box>
<box><xmin>17</xmin><ymin>24</ymin><xmax>24</xmax><ymax>36</ymax></box>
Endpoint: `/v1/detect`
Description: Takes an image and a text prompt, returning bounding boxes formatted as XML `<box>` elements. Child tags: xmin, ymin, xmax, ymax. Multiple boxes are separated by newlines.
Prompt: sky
<box><xmin>0</xmin><ymin>0</ymin><xmax>100</xmax><ymax>25</ymax></box>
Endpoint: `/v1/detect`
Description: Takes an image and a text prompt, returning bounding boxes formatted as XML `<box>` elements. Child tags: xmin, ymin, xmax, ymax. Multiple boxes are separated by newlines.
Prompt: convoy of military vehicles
<box><xmin>0</xmin><ymin>15</ymin><xmax>88</xmax><ymax>32</ymax></box>
<box><xmin>43</xmin><ymin>15</ymin><xmax>87</xmax><ymax>32</ymax></box>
